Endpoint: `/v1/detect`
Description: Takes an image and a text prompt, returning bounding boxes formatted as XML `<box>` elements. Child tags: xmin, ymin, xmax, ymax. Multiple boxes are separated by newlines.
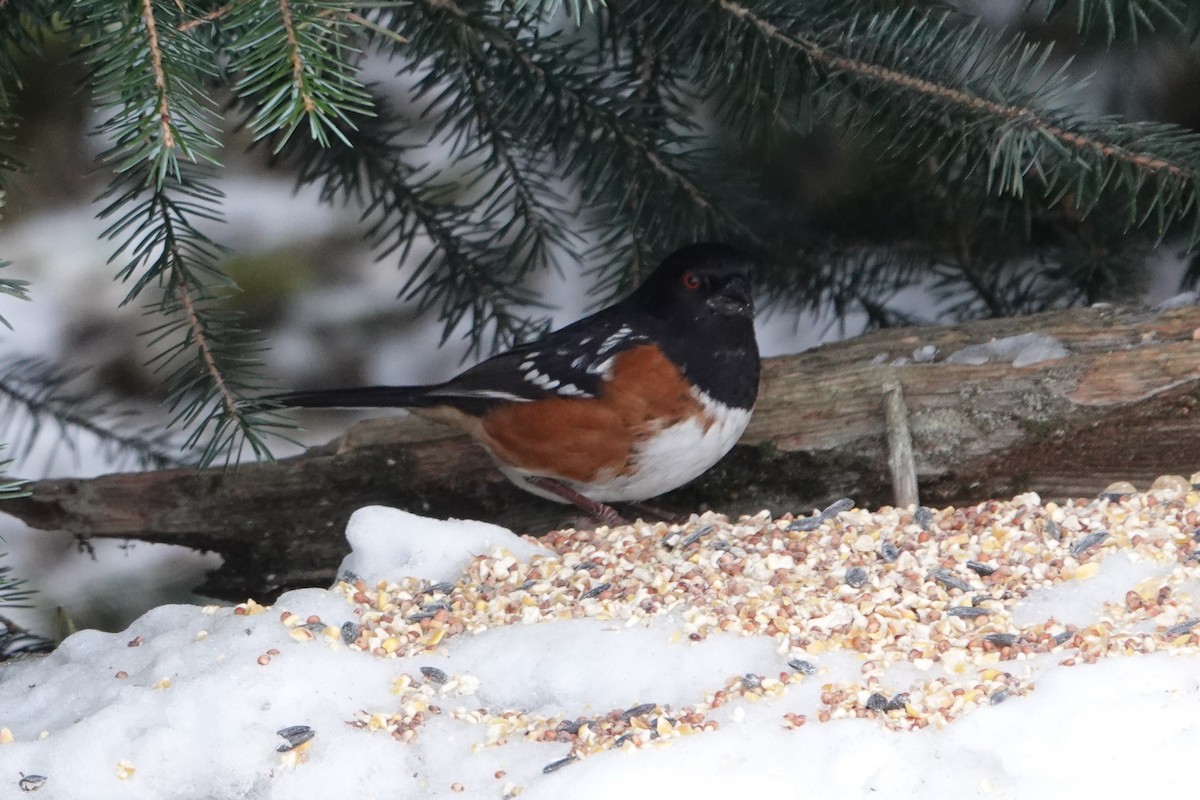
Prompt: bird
<box><xmin>270</xmin><ymin>243</ymin><xmax>760</xmax><ymax>525</ymax></box>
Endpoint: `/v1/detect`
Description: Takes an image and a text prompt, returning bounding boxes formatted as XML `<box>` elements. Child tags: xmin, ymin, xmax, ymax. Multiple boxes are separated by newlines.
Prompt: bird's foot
<box><xmin>525</xmin><ymin>477</ymin><xmax>628</xmax><ymax>527</ymax></box>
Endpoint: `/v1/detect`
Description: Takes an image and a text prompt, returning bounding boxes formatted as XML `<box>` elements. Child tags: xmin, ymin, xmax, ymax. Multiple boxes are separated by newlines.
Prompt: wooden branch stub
<box><xmin>4</xmin><ymin>303</ymin><xmax>1200</xmax><ymax>600</ymax></box>
<box><xmin>882</xmin><ymin>379</ymin><xmax>919</xmax><ymax>508</ymax></box>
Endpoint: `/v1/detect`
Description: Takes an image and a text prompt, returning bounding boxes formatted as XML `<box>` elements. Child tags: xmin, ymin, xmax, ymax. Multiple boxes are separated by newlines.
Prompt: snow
<box><xmin>944</xmin><ymin>333</ymin><xmax>1070</xmax><ymax>367</ymax></box>
<box><xmin>2</xmin><ymin>505</ymin><xmax>1198</xmax><ymax>799</ymax></box>
<box><xmin>1155</xmin><ymin>290</ymin><xmax>1200</xmax><ymax>310</ymax></box>
<box><xmin>340</xmin><ymin>507</ymin><xmax>551</xmax><ymax>587</ymax></box>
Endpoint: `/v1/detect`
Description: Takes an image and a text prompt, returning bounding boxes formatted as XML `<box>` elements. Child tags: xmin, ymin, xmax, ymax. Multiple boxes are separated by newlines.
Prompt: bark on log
<box><xmin>4</xmin><ymin>303</ymin><xmax>1200</xmax><ymax>600</ymax></box>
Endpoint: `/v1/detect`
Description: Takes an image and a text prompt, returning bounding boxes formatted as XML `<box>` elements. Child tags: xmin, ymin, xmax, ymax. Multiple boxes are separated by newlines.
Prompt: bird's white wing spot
<box><xmin>556</xmin><ymin>383</ymin><xmax>590</xmax><ymax>397</ymax></box>
<box><xmin>587</xmin><ymin>355</ymin><xmax>615</xmax><ymax>377</ymax></box>
<box><xmin>596</xmin><ymin>325</ymin><xmax>632</xmax><ymax>356</ymax></box>
<box><xmin>434</xmin><ymin>389</ymin><xmax>532</xmax><ymax>402</ymax></box>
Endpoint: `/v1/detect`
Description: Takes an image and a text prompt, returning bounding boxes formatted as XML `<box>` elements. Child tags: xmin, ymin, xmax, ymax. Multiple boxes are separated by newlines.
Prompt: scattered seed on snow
<box><xmin>1070</xmin><ymin>531</ymin><xmax>1110</xmax><ymax>558</ymax></box>
<box><xmin>340</xmin><ymin>622</ymin><xmax>361</xmax><ymax>645</ymax></box>
<box><xmin>865</xmin><ymin>693</ymin><xmax>888</xmax><ymax>711</ymax></box>
<box><xmin>914</xmin><ymin>506</ymin><xmax>934</xmax><ymax>528</ymax></box>
<box><xmin>1163</xmin><ymin>619</ymin><xmax>1199</xmax><ymax>638</ymax></box>
<box><xmin>984</xmin><ymin>633</ymin><xmax>1020</xmax><ymax>647</ymax></box>
<box><xmin>621</xmin><ymin>703</ymin><xmax>657</xmax><ymax>720</ymax></box>
<box><xmin>317</xmin><ymin>479</ymin><xmax>1200</xmax><ymax>743</ymax></box>
<box><xmin>276</xmin><ymin>725</ymin><xmax>315</xmax><ymax>752</ymax></box>
<box><xmin>823</xmin><ymin>498</ymin><xmax>855</xmax><ymax>517</ymax></box>
<box><xmin>420</xmin><ymin>667</ymin><xmax>448</xmax><ymax>684</ymax></box>
<box><xmin>788</xmin><ymin>515</ymin><xmax>824</xmax><ymax>532</ymax></box>
<box><xmin>946</xmin><ymin>606</ymin><xmax>990</xmax><ymax>618</ymax></box>
<box><xmin>542</xmin><ymin>755</ymin><xmax>578</xmax><ymax>774</ymax></box>
<box><xmin>788</xmin><ymin>498</ymin><xmax>854</xmax><ymax>531</ymax></box>
<box><xmin>788</xmin><ymin>659</ymin><xmax>818</xmax><ymax>676</ymax></box>
<box><xmin>930</xmin><ymin>570</ymin><xmax>971</xmax><ymax>592</ymax></box>
<box><xmin>581</xmin><ymin>582</ymin><xmax>612</xmax><ymax>600</ymax></box>
<box><xmin>18</xmin><ymin>774</ymin><xmax>47</xmax><ymax>792</ymax></box>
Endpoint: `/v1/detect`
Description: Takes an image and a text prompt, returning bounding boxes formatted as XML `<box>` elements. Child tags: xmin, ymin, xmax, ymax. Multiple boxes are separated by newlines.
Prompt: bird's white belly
<box><xmin>506</xmin><ymin>390</ymin><xmax>752</xmax><ymax>503</ymax></box>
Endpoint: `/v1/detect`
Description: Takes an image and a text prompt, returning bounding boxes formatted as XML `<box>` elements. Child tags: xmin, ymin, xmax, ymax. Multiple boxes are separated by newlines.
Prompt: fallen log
<box><xmin>4</xmin><ymin>303</ymin><xmax>1199</xmax><ymax>599</ymax></box>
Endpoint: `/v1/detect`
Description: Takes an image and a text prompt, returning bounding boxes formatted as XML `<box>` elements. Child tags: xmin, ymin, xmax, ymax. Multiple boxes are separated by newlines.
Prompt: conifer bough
<box><xmin>0</xmin><ymin>0</ymin><xmax>1197</xmax><ymax>470</ymax></box>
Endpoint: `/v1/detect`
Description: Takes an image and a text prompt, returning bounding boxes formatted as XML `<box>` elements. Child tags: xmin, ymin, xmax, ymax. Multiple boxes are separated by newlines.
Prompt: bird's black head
<box><xmin>630</xmin><ymin>242</ymin><xmax>755</xmax><ymax>324</ymax></box>
<box><xmin>625</xmin><ymin>243</ymin><xmax>759</xmax><ymax>410</ymax></box>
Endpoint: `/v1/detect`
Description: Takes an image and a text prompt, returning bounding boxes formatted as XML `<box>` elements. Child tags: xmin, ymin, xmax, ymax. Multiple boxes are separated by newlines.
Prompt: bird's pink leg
<box><xmin>525</xmin><ymin>477</ymin><xmax>628</xmax><ymax>527</ymax></box>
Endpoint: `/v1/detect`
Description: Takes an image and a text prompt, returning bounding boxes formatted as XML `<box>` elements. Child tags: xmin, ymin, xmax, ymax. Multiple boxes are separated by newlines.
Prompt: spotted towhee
<box><xmin>272</xmin><ymin>243</ymin><xmax>760</xmax><ymax>525</ymax></box>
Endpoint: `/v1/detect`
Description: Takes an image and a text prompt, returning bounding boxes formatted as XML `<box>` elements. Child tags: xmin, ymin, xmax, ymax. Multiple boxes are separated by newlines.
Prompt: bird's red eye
<box><xmin>682</xmin><ymin>271</ymin><xmax>701</xmax><ymax>290</ymax></box>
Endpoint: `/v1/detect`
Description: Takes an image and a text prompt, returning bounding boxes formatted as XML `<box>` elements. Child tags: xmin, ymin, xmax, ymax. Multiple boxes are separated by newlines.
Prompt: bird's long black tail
<box><xmin>268</xmin><ymin>385</ymin><xmax>437</xmax><ymax>409</ymax></box>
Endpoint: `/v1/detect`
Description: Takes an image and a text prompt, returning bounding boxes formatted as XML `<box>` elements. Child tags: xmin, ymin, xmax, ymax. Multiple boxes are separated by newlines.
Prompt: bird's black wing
<box><xmin>423</xmin><ymin>311</ymin><xmax>651</xmax><ymax>415</ymax></box>
<box><xmin>269</xmin><ymin>310</ymin><xmax>651</xmax><ymax>414</ymax></box>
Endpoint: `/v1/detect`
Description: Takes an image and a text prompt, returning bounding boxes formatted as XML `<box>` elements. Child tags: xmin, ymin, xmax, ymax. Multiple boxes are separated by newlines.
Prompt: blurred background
<box><xmin>1</xmin><ymin>0</ymin><xmax>1199</xmax><ymax>637</ymax></box>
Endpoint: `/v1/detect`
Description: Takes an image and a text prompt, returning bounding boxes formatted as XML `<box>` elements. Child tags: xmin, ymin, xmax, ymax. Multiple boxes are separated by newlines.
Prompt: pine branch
<box><xmin>512</xmin><ymin>0</ymin><xmax>605</xmax><ymax>23</ymax></box>
<box><xmin>74</xmin><ymin>0</ymin><xmax>293</xmax><ymax>467</ymax></box>
<box><xmin>405</xmin><ymin>5</ymin><xmax>741</xmax><ymax>224</ymax></box>
<box><xmin>0</xmin><ymin>0</ymin><xmax>71</xmax><ymax>75</ymax></box>
<box><xmin>273</xmin><ymin>96</ymin><xmax>555</xmax><ymax>354</ymax></box>
<box><xmin>1035</xmin><ymin>0</ymin><xmax>1193</xmax><ymax>45</ymax></box>
<box><xmin>371</xmin><ymin>1</ymin><xmax>756</xmax><ymax>311</ymax></box>
<box><xmin>6</xmin><ymin>0</ymin><xmax>1200</xmax><ymax>477</ymax></box>
<box><xmin>0</xmin><ymin>356</ymin><xmax>182</xmax><ymax>471</ymax></box>
<box><xmin>0</xmin><ymin>261</ymin><xmax>30</xmax><ymax>331</ymax></box>
<box><xmin>457</xmin><ymin>63</ymin><xmax>578</xmax><ymax>280</ymax></box>
<box><xmin>0</xmin><ymin>446</ymin><xmax>29</xmax><ymax>502</ymax></box>
<box><xmin>0</xmin><ymin>39</ymin><xmax>30</xmax><ymax>332</ymax></box>
<box><xmin>75</xmin><ymin>0</ymin><xmax>223</xmax><ymax>184</ymax></box>
<box><xmin>225</xmin><ymin>0</ymin><xmax>376</xmax><ymax>149</ymax></box>
<box><xmin>178</xmin><ymin>4</ymin><xmax>236</xmax><ymax>34</ymax></box>
<box><xmin>665</xmin><ymin>1</ymin><xmax>1200</xmax><ymax>245</ymax></box>
<box><xmin>0</xmin><ymin>559</ymin><xmax>34</xmax><ymax>610</ymax></box>
<box><xmin>101</xmin><ymin>173</ymin><xmax>295</xmax><ymax>467</ymax></box>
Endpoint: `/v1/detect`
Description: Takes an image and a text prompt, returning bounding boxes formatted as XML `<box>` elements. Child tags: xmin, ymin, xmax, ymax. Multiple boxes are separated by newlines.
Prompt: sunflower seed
<box><xmin>420</xmin><ymin>666</ymin><xmax>448</xmax><ymax>684</ymax></box>
<box><xmin>788</xmin><ymin>659</ymin><xmax>818</xmax><ymax>675</ymax></box>
<box><xmin>1070</xmin><ymin>531</ymin><xmax>1109</xmax><ymax>558</ymax></box>
<box><xmin>543</xmin><ymin>755</ymin><xmax>578</xmax><ymax>774</ymax></box>
<box><xmin>1164</xmin><ymin>619</ymin><xmax>1200</xmax><ymax>638</ymax></box>
<box><xmin>946</xmin><ymin>606</ymin><xmax>989</xmax><ymax>618</ymax></box>
<box><xmin>984</xmin><ymin>633</ymin><xmax>1019</xmax><ymax>647</ymax></box>
<box><xmin>276</xmin><ymin>725</ymin><xmax>315</xmax><ymax>752</ymax></box>
<box><xmin>340</xmin><ymin>622</ymin><xmax>361</xmax><ymax>645</ymax></box>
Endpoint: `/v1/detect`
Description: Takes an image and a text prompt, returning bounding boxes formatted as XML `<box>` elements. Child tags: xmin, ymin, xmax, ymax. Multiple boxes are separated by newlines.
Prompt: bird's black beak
<box><xmin>706</xmin><ymin>278</ymin><xmax>754</xmax><ymax>318</ymax></box>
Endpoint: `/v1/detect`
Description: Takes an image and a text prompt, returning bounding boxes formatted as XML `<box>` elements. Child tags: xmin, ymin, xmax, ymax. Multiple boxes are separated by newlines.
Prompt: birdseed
<box><xmin>269</xmin><ymin>476</ymin><xmax>1200</xmax><ymax>766</ymax></box>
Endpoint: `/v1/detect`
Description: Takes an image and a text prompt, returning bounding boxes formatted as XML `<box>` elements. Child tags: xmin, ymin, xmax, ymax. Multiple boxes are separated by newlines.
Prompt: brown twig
<box><xmin>140</xmin><ymin>0</ymin><xmax>176</xmax><ymax>150</ymax></box>
<box><xmin>179</xmin><ymin>3</ymin><xmax>234</xmax><ymax>33</ymax></box>
<box><xmin>279</xmin><ymin>0</ymin><xmax>317</xmax><ymax>113</ymax></box>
